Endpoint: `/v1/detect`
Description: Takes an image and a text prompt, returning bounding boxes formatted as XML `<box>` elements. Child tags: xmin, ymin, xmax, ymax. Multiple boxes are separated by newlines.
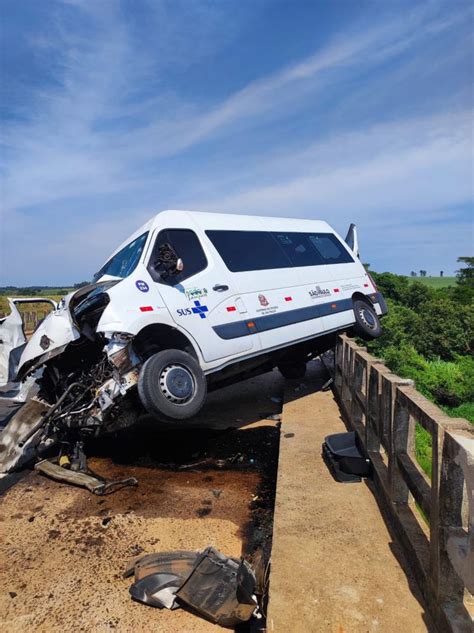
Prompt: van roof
<box><xmin>108</xmin><ymin>209</ymin><xmax>334</xmax><ymax>261</ymax></box>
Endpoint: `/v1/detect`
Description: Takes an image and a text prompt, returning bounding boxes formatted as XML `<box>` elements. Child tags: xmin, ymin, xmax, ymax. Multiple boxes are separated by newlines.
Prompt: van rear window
<box><xmin>206</xmin><ymin>230</ymin><xmax>353</xmax><ymax>272</ymax></box>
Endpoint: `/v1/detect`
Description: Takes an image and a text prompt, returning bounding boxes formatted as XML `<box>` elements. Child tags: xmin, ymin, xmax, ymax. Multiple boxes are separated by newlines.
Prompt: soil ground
<box><xmin>0</xmin><ymin>369</ymin><xmax>285</xmax><ymax>632</ymax></box>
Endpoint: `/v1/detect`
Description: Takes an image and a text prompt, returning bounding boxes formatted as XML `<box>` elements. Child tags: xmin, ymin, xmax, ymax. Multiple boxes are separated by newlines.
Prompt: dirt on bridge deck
<box><xmin>267</xmin><ymin>368</ymin><xmax>436</xmax><ymax>633</ymax></box>
<box><xmin>0</xmin><ymin>371</ymin><xmax>284</xmax><ymax>633</ymax></box>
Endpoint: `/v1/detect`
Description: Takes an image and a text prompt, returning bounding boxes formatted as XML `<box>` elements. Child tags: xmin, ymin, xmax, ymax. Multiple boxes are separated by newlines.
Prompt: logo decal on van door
<box><xmin>257</xmin><ymin>294</ymin><xmax>278</xmax><ymax>315</ymax></box>
<box><xmin>135</xmin><ymin>280</ymin><xmax>150</xmax><ymax>293</ymax></box>
<box><xmin>176</xmin><ymin>300</ymin><xmax>209</xmax><ymax>319</ymax></box>
<box><xmin>308</xmin><ymin>286</ymin><xmax>331</xmax><ymax>299</ymax></box>
<box><xmin>185</xmin><ymin>287</ymin><xmax>208</xmax><ymax>301</ymax></box>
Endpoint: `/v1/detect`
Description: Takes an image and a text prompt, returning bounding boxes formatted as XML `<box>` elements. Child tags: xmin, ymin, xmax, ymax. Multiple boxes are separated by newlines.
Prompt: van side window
<box><xmin>274</xmin><ymin>232</ymin><xmax>323</xmax><ymax>266</ymax></box>
<box><xmin>307</xmin><ymin>234</ymin><xmax>354</xmax><ymax>264</ymax></box>
<box><xmin>275</xmin><ymin>232</ymin><xmax>353</xmax><ymax>266</ymax></box>
<box><xmin>206</xmin><ymin>230</ymin><xmax>290</xmax><ymax>272</ymax></box>
<box><xmin>206</xmin><ymin>230</ymin><xmax>353</xmax><ymax>272</ymax></box>
<box><xmin>148</xmin><ymin>229</ymin><xmax>207</xmax><ymax>284</ymax></box>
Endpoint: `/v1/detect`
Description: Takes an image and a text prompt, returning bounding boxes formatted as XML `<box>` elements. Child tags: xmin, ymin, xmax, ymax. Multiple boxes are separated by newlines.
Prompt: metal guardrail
<box><xmin>333</xmin><ymin>334</ymin><xmax>473</xmax><ymax>633</ymax></box>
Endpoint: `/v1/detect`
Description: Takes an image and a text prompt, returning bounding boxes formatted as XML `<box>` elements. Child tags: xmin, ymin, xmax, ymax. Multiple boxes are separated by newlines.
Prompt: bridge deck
<box><xmin>267</xmin><ymin>364</ymin><xmax>435</xmax><ymax>633</ymax></box>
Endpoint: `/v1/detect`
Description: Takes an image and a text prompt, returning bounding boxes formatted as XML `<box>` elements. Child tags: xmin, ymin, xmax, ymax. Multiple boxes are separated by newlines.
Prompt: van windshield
<box><xmin>92</xmin><ymin>232</ymin><xmax>148</xmax><ymax>282</ymax></box>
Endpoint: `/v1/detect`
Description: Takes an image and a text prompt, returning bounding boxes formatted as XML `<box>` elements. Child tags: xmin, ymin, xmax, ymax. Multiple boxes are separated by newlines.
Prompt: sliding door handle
<box><xmin>213</xmin><ymin>284</ymin><xmax>229</xmax><ymax>292</ymax></box>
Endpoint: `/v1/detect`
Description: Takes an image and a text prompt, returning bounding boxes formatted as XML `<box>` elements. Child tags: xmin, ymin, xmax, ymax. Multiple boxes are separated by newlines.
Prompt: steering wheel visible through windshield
<box><xmin>92</xmin><ymin>232</ymin><xmax>149</xmax><ymax>282</ymax></box>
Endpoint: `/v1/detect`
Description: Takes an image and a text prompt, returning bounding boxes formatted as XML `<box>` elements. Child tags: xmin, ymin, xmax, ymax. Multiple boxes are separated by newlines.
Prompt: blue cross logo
<box><xmin>191</xmin><ymin>300</ymin><xmax>208</xmax><ymax>319</ymax></box>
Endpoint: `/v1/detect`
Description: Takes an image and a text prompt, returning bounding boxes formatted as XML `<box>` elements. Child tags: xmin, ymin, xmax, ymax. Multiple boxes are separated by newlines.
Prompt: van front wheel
<box><xmin>352</xmin><ymin>299</ymin><xmax>382</xmax><ymax>339</ymax></box>
<box><xmin>138</xmin><ymin>349</ymin><xmax>207</xmax><ymax>420</ymax></box>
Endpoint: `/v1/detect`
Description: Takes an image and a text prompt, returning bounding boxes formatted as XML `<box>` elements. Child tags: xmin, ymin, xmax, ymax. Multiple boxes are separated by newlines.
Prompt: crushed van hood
<box><xmin>16</xmin><ymin>281</ymin><xmax>119</xmax><ymax>380</ymax></box>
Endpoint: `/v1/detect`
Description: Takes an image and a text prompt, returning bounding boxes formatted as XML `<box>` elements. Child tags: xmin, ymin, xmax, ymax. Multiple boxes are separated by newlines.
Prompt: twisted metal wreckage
<box><xmin>0</xmin><ymin>288</ymin><xmax>144</xmax><ymax>478</ymax></box>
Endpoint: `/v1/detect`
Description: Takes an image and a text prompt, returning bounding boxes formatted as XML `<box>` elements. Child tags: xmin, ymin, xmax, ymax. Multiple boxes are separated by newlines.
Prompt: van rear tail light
<box><xmin>367</xmin><ymin>272</ymin><xmax>378</xmax><ymax>291</ymax></box>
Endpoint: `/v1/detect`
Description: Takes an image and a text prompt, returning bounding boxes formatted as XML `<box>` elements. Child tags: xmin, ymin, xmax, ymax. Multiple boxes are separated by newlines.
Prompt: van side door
<box><xmin>147</xmin><ymin>228</ymin><xmax>257</xmax><ymax>363</ymax></box>
<box><xmin>205</xmin><ymin>229</ymin><xmax>331</xmax><ymax>352</ymax></box>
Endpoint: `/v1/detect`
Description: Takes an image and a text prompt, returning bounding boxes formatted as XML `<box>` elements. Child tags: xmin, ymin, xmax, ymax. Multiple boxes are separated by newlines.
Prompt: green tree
<box><xmin>453</xmin><ymin>256</ymin><xmax>474</xmax><ymax>304</ymax></box>
<box><xmin>415</xmin><ymin>299</ymin><xmax>473</xmax><ymax>360</ymax></box>
<box><xmin>404</xmin><ymin>281</ymin><xmax>433</xmax><ymax>310</ymax></box>
<box><xmin>370</xmin><ymin>271</ymin><xmax>410</xmax><ymax>303</ymax></box>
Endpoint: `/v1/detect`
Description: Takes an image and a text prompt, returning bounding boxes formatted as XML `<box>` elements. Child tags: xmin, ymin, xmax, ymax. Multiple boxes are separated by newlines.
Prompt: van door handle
<box><xmin>213</xmin><ymin>284</ymin><xmax>229</xmax><ymax>292</ymax></box>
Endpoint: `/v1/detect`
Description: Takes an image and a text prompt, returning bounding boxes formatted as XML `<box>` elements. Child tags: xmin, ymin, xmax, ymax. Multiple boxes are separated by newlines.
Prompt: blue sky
<box><xmin>1</xmin><ymin>0</ymin><xmax>472</xmax><ymax>285</ymax></box>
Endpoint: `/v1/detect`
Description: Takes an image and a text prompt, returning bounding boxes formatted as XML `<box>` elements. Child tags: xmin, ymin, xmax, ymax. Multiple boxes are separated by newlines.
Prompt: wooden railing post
<box><xmin>431</xmin><ymin>427</ymin><xmax>472</xmax><ymax>604</ymax></box>
<box><xmin>366</xmin><ymin>361</ymin><xmax>387</xmax><ymax>453</ymax></box>
<box><xmin>332</xmin><ymin>335</ymin><xmax>473</xmax><ymax>632</ymax></box>
<box><xmin>389</xmin><ymin>388</ymin><xmax>415</xmax><ymax>504</ymax></box>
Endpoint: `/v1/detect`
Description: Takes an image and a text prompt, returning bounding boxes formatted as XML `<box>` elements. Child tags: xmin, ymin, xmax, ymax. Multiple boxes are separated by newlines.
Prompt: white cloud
<box><xmin>0</xmin><ymin>0</ymin><xmax>472</xmax><ymax>283</ymax></box>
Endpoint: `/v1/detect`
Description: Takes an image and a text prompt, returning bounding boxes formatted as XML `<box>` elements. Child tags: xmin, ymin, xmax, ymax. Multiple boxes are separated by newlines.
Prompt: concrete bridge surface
<box><xmin>267</xmin><ymin>368</ymin><xmax>436</xmax><ymax>632</ymax></box>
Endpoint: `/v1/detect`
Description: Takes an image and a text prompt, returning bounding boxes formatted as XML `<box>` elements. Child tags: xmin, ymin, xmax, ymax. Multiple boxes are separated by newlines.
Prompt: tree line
<box><xmin>366</xmin><ymin>257</ymin><xmax>473</xmax><ymax>424</ymax></box>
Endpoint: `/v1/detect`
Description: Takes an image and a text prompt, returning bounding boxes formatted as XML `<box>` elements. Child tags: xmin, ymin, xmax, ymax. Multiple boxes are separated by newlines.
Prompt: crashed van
<box><xmin>0</xmin><ymin>210</ymin><xmax>387</xmax><ymax>471</ymax></box>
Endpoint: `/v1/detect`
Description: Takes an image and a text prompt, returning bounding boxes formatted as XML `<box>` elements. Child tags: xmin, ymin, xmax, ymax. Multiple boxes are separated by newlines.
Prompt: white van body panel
<box><xmin>2</xmin><ymin>210</ymin><xmax>389</xmax><ymax>473</ymax></box>
<box><xmin>0</xmin><ymin>298</ymin><xmax>57</xmax><ymax>387</ymax></box>
<box><xmin>15</xmin><ymin>209</ymin><xmax>382</xmax><ymax>381</ymax></box>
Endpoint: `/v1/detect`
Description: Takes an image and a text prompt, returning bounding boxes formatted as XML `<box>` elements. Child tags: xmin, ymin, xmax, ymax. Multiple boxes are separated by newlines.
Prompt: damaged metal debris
<box><xmin>35</xmin><ymin>451</ymin><xmax>138</xmax><ymax>495</ymax></box>
<box><xmin>124</xmin><ymin>547</ymin><xmax>261</xmax><ymax>627</ymax></box>
<box><xmin>0</xmin><ymin>284</ymin><xmax>144</xmax><ymax>474</ymax></box>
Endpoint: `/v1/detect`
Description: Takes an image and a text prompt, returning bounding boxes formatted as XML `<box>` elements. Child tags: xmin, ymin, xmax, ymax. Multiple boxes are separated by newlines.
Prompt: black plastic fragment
<box><xmin>322</xmin><ymin>431</ymin><xmax>372</xmax><ymax>483</ymax></box>
<box><xmin>175</xmin><ymin>547</ymin><xmax>257</xmax><ymax>627</ymax></box>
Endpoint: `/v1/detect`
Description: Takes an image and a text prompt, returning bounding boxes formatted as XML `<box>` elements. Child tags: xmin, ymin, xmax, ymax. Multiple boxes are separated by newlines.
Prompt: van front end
<box><xmin>1</xmin><ymin>280</ymin><xmax>151</xmax><ymax>473</ymax></box>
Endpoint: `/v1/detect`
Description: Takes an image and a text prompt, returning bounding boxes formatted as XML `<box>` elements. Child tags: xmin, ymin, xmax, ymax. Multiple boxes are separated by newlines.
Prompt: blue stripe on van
<box><xmin>213</xmin><ymin>297</ymin><xmax>354</xmax><ymax>340</ymax></box>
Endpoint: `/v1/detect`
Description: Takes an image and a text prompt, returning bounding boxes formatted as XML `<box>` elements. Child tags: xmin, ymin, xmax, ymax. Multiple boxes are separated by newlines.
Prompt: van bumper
<box><xmin>368</xmin><ymin>292</ymin><xmax>388</xmax><ymax>316</ymax></box>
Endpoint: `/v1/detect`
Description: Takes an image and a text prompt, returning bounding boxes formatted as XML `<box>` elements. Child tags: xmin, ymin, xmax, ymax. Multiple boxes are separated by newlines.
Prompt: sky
<box><xmin>0</xmin><ymin>0</ymin><xmax>473</xmax><ymax>285</ymax></box>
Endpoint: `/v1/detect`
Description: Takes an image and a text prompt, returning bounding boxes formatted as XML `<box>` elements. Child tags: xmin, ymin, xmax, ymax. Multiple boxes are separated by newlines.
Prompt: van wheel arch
<box><xmin>351</xmin><ymin>291</ymin><xmax>371</xmax><ymax>305</ymax></box>
<box><xmin>133</xmin><ymin>324</ymin><xmax>199</xmax><ymax>362</ymax></box>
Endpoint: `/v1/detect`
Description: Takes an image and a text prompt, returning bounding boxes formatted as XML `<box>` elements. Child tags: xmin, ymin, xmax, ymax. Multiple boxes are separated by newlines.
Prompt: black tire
<box><xmin>278</xmin><ymin>360</ymin><xmax>307</xmax><ymax>380</ymax></box>
<box><xmin>138</xmin><ymin>349</ymin><xmax>207</xmax><ymax>420</ymax></box>
<box><xmin>352</xmin><ymin>299</ymin><xmax>382</xmax><ymax>339</ymax></box>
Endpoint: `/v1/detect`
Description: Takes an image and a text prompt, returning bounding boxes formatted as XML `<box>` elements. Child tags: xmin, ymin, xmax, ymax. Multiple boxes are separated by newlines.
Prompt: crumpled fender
<box><xmin>16</xmin><ymin>294</ymin><xmax>80</xmax><ymax>380</ymax></box>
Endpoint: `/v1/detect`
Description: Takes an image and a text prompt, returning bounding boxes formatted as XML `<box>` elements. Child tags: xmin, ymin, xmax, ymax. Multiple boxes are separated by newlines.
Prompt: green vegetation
<box><xmin>407</xmin><ymin>276</ymin><xmax>456</xmax><ymax>289</ymax></box>
<box><xmin>366</xmin><ymin>257</ymin><xmax>474</xmax><ymax>476</ymax></box>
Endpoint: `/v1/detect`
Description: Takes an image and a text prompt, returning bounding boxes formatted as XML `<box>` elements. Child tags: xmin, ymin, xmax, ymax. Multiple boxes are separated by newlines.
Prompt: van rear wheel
<box><xmin>352</xmin><ymin>299</ymin><xmax>382</xmax><ymax>339</ymax></box>
<box><xmin>138</xmin><ymin>349</ymin><xmax>207</xmax><ymax>420</ymax></box>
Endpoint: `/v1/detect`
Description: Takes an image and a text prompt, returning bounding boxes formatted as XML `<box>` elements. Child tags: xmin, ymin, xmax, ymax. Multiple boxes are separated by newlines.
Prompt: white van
<box><xmin>0</xmin><ymin>211</ymin><xmax>386</xmax><ymax>469</ymax></box>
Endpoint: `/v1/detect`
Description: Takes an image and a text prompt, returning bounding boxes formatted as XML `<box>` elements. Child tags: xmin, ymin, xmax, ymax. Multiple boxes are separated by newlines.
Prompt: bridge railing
<box><xmin>334</xmin><ymin>334</ymin><xmax>473</xmax><ymax>633</ymax></box>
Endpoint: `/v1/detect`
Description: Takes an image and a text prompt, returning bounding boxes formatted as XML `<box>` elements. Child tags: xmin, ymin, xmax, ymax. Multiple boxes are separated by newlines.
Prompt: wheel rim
<box><xmin>159</xmin><ymin>364</ymin><xmax>195</xmax><ymax>404</ymax></box>
<box><xmin>358</xmin><ymin>306</ymin><xmax>377</xmax><ymax>329</ymax></box>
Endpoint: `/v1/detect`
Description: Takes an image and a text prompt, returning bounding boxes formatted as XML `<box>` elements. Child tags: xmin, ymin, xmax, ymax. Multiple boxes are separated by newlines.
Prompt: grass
<box><xmin>415</xmin><ymin>423</ymin><xmax>432</xmax><ymax>479</ymax></box>
<box><xmin>406</xmin><ymin>276</ymin><xmax>456</xmax><ymax>288</ymax></box>
<box><xmin>443</xmin><ymin>402</ymin><xmax>474</xmax><ymax>424</ymax></box>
